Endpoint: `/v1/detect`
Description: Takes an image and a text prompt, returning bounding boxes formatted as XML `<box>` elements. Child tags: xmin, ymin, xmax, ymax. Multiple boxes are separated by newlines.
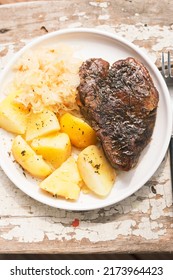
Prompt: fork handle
<box><xmin>169</xmin><ymin>136</ymin><xmax>173</xmax><ymax>189</ymax></box>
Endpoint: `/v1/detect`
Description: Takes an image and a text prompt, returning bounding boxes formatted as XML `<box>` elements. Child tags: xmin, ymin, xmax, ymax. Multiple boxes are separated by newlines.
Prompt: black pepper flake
<box><xmin>21</xmin><ymin>150</ymin><xmax>26</xmax><ymax>156</ymax></box>
<box><xmin>94</xmin><ymin>164</ymin><xmax>101</xmax><ymax>170</ymax></box>
<box><xmin>94</xmin><ymin>164</ymin><xmax>101</xmax><ymax>174</ymax></box>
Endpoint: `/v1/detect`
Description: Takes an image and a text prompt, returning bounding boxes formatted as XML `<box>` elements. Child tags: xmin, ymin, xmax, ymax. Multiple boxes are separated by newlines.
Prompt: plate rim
<box><xmin>0</xmin><ymin>27</ymin><xmax>172</xmax><ymax>211</ymax></box>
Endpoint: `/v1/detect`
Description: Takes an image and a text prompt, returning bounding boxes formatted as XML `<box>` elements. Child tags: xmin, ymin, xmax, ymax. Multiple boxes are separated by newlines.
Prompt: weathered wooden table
<box><xmin>0</xmin><ymin>0</ymin><xmax>173</xmax><ymax>255</ymax></box>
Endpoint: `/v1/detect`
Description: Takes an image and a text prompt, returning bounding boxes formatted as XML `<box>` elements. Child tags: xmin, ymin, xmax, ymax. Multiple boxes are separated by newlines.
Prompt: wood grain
<box><xmin>0</xmin><ymin>0</ymin><xmax>39</xmax><ymax>4</ymax></box>
<box><xmin>0</xmin><ymin>0</ymin><xmax>173</xmax><ymax>254</ymax></box>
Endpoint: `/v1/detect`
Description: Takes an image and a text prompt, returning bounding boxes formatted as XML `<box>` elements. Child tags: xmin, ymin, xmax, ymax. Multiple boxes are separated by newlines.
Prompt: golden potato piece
<box><xmin>40</xmin><ymin>156</ymin><xmax>82</xmax><ymax>200</ymax></box>
<box><xmin>0</xmin><ymin>91</ymin><xmax>29</xmax><ymax>134</ymax></box>
<box><xmin>12</xmin><ymin>135</ymin><xmax>52</xmax><ymax>179</ymax></box>
<box><xmin>77</xmin><ymin>145</ymin><xmax>116</xmax><ymax>197</ymax></box>
<box><xmin>25</xmin><ymin>109</ymin><xmax>60</xmax><ymax>141</ymax></box>
<box><xmin>59</xmin><ymin>113</ymin><xmax>97</xmax><ymax>148</ymax></box>
<box><xmin>31</xmin><ymin>133</ymin><xmax>71</xmax><ymax>169</ymax></box>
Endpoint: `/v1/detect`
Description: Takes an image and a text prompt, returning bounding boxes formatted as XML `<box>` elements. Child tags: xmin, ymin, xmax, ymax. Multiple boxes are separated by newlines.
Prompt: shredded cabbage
<box><xmin>11</xmin><ymin>45</ymin><xmax>82</xmax><ymax>114</ymax></box>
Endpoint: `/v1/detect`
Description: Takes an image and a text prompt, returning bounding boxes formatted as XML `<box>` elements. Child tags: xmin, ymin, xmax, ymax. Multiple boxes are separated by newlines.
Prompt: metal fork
<box><xmin>161</xmin><ymin>51</ymin><xmax>173</xmax><ymax>188</ymax></box>
<box><xmin>161</xmin><ymin>51</ymin><xmax>173</xmax><ymax>85</ymax></box>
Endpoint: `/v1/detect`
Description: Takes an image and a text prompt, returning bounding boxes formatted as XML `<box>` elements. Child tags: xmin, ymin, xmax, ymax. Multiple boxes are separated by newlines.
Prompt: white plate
<box><xmin>0</xmin><ymin>28</ymin><xmax>172</xmax><ymax>211</ymax></box>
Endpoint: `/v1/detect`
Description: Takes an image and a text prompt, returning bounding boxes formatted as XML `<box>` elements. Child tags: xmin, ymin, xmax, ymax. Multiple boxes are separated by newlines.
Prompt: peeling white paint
<box><xmin>133</xmin><ymin>217</ymin><xmax>166</xmax><ymax>240</ymax></box>
<box><xmin>95</xmin><ymin>24</ymin><xmax>115</xmax><ymax>34</ymax></box>
<box><xmin>0</xmin><ymin>218</ymin><xmax>137</xmax><ymax>242</ymax></box>
<box><xmin>0</xmin><ymin>43</ymin><xmax>15</xmax><ymax>70</ymax></box>
<box><xmin>59</xmin><ymin>16</ymin><xmax>68</xmax><ymax>22</ymax></box>
<box><xmin>89</xmin><ymin>2</ymin><xmax>110</xmax><ymax>8</ymax></box>
<box><xmin>133</xmin><ymin>199</ymin><xmax>150</xmax><ymax>214</ymax></box>
<box><xmin>98</xmin><ymin>14</ymin><xmax>110</xmax><ymax>20</ymax></box>
<box><xmin>0</xmin><ymin>45</ymin><xmax>6</xmax><ymax>52</ymax></box>
<box><xmin>95</xmin><ymin>23</ymin><xmax>173</xmax><ymax>64</ymax></box>
<box><xmin>0</xmin><ymin>211</ymin><xmax>168</xmax><ymax>243</ymax></box>
<box><xmin>73</xmin><ymin>12</ymin><xmax>86</xmax><ymax>17</ymax></box>
<box><xmin>0</xmin><ymin>155</ymin><xmax>172</xmax><ymax>243</ymax></box>
<box><xmin>67</xmin><ymin>22</ymin><xmax>82</xmax><ymax>28</ymax></box>
<box><xmin>38</xmin><ymin>14</ymin><xmax>44</xmax><ymax>19</ymax></box>
<box><xmin>73</xmin><ymin>12</ymin><xmax>89</xmax><ymax>20</ymax></box>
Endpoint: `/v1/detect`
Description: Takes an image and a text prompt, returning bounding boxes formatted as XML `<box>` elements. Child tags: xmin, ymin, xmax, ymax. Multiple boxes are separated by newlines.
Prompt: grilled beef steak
<box><xmin>77</xmin><ymin>57</ymin><xmax>159</xmax><ymax>171</ymax></box>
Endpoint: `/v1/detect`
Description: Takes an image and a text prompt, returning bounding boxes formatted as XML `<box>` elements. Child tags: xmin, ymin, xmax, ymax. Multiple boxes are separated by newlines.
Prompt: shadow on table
<box><xmin>0</xmin><ymin>253</ymin><xmax>173</xmax><ymax>260</ymax></box>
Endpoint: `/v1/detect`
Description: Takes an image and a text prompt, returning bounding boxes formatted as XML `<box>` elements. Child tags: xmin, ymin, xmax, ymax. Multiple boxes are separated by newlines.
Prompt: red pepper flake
<box><xmin>72</xmin><ymin>218</ymin><xmax>79</xmax><ymax>227</ymax></box>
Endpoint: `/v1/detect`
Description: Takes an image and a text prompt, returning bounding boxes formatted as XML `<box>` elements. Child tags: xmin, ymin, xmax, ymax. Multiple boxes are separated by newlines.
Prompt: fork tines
<box><xmin>162</xmin><ymin>51</ymin><xmax>173</xmax><ymax>79</ymax></box>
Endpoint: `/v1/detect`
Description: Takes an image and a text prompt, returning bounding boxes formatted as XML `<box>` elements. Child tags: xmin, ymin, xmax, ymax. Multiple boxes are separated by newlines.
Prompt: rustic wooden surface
<box><xmin>0</xmin><ymin>0</ymin><xmax>173</xmax><ymax>255</ymax></box>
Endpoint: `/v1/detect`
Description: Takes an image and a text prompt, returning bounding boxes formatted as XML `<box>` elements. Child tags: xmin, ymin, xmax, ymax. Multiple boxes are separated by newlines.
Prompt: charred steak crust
<box><xmin>77</xmin><ymin>57</ymin><xmax>159</xmax><ymax>171</ymax></box>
